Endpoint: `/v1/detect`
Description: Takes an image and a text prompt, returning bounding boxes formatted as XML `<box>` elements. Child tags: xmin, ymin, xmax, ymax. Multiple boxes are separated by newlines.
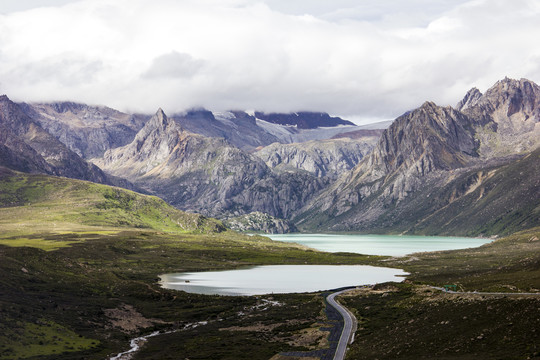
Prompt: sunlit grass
<box><xmin>0</xmin><ymin>238</ymin><xmax>81</xmax><ymax>251</ymax></box>
<box><xmin>0</xmin><ymin>319</ymin><xmax>99</xmax><ymax>359</ymax></box>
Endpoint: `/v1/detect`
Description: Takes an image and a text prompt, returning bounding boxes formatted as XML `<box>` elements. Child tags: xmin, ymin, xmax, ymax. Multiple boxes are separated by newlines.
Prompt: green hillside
<box><xmin>0</xmin><ymin>167</ymin><xmax>225</xmax><ymax>249</ymax></box>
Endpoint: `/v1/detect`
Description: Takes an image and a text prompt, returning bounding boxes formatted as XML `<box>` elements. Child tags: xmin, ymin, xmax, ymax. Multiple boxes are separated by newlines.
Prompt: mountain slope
<box><xmin>0</xmin><ymin>95</ymin><xmax>130</xmax><ymax>187</ymax></box>
<box><xmin>20</xmin><ymin>102</ymin><xmax>148</xmax><ymax>159</ymax></box>
<box><xmin>296</xmin><ymin>78</ymin><xmax>540</xmax><ymax>235</ymax></box>
<box><xmin>254</xmin><ymin>137</ymin><xmax>379</xmax><ymax>180</ymax></box>
<box><xmin>95</xmin><ymin>109</ymin><xmax>327</xmax><ymax>219</ymax></box>
<box><xmin>172</xmin><ymin>110</ymin><xmax>281</xmax><ymax>151</ymax></box>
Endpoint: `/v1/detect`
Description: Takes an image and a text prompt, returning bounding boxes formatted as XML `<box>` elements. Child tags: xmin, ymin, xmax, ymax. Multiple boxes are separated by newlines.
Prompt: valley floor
<box><xmin>0</xmin><ymin>222</ymin><xmax>539</xmax><ymax>359</ymax></box>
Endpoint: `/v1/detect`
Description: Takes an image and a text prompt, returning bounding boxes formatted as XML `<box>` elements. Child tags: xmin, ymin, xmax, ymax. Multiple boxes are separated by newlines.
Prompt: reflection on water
<box><xmin>268</xmin><ymin>234</ymin><xmax>492</xmax><ymax>256</ymax></box>
<box><xmin>160</xmin><ymin>265</ymin><xmax>408</xmax><ymax>296</ymax></box>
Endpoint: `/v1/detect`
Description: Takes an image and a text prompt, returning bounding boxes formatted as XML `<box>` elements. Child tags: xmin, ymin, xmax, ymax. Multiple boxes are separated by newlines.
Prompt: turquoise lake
<box><xmin>268</xmin><ymin>233</ymin><xmax>492</xmax><ymax>256</ymax></box>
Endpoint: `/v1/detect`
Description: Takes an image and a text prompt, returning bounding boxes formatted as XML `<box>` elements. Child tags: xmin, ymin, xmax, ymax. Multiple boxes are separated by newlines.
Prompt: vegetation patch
<box><xmin>340</xmin><ymin>284</ymin><xmax>540</xmax><ymax>359</ymax></box>
<box><xmin>0</xmin><ymin>319</ymin><xmax>99</xmax><ymax>359</ymax></box>
<box><xmin>0</xmin><ymin>237</ymin><xmax>81</xmax><ymax>251</ymax></box>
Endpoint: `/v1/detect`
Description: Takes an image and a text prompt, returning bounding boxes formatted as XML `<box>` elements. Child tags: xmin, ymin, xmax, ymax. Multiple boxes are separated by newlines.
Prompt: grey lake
<box><xmin>159</xmin><ymin>265</ymin><xmax>408</xmax><ymax>296</ymax></box>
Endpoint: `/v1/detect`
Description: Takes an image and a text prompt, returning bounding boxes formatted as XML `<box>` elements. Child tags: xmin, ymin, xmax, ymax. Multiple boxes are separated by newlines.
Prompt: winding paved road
<box><xmin>327</xmin><ymin>289</ymin><xmax>357</xmax><ymax>360</ymax></box>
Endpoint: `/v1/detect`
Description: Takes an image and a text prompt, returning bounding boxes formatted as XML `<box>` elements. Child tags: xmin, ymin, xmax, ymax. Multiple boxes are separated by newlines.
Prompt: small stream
<box><xmin>109</xmin><ymin>322</ymin><xmax>208</xmax><ymax>360</ymax></box>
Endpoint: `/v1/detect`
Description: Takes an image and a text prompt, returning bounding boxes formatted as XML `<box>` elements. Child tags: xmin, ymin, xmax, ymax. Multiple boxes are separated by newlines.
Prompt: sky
<box><xmin>0</xmin><ymin>0</ymin><xmax>539</xmax><ymax>124</ymax></box>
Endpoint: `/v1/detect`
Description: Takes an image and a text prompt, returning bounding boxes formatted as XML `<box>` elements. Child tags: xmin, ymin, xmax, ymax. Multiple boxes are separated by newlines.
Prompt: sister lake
<box><xmin>159</xmin><ymin>234</ymin><xmax>491</xmax><ymax>296</ymax></box>
<box><xmin>268</xmin><ymin>233</ymin><xmax>492</xmax><ymax>257</ymax></box>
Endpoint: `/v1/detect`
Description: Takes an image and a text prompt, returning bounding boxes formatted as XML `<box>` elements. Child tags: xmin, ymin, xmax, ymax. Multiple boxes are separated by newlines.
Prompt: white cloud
<box><xmin>0</xmin><ymin>0</ymin><xmax>539</xmax><ymax>122</ymax></box>
<box><xmin>142</xmin><ymin>52</ymin><xmax>204</xmax><ymax>79</ymax></box>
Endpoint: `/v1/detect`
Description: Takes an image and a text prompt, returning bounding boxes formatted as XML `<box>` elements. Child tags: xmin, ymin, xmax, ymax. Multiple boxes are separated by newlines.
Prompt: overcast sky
<box><xmin>1</xmin><ymin>0</ymin><xmax>539</xmax><ymax>123</ymax></box>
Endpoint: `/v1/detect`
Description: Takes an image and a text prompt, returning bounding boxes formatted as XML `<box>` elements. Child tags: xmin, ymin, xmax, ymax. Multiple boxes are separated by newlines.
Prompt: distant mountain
<box><xmin>0</xmin><ymin>95</ymin><xmax>131</xmax><ymax>188</ymax></box>
<box><xmin>171</xmin><ymin>109</ymin><xmax>281</xmax><ymax>151</ymax></box>
<box><xmin>95</xmin><ymin>109</ymin><xmax>328</xmax><ymax>219</ymax></box>
<box><xmin>254</xmin><ymin>137</ymin><xmax>379</xmax><ymax>180</ymax></box>
<box><xmin>5</xmin><ymin>77</ymin><xmax>536</xmax><ymax>237</ymax></box>
<box><xmin>173</xmin><ymin>109</ymin><xmax>369</xmax><ymax>151</ymax></box>
<box><xmin>20</xmin><ymin>101</ymin><xmax>381</xmax><ymax>153</ymax></box>
<box><xmin>20</xmin><ymin>102</ymin><xmax>149</xmax><ymax>159</ymax></box>
<box><xmin>254</xmin><ymin>111</ymin><xmax>355</xmax><ymax>129</ymax></box>
<box><xmin>0</xmin><ymin>123</ymin><xmax>54</xmax><ymax>174</ymax></box>
<box><xmin>296</xmin><ymin>78</ymin><xmax>540</xmax><ymax>236</ymax></box>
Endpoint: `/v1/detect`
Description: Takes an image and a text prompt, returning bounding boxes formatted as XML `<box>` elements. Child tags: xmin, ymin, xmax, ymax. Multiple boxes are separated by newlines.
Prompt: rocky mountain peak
<box><xmin>459</xmin><ymin>77</ymin><xmax>540</xmax><ymax>156</ymax></box>
<box><xmin>145</xmin><ymin>108</ymin><xmax>182</xmax><ymax>135</ymax></box>
<box><xmin>482</xmin><ymin>77</ymin><xmax>539</xmax><ymax>115</ymax></box>
<box><xmin>97</xmin><ymin>109</ymin><xmax>184</xmax><ymax>178</ymax></box>
<box><xmin>456</xmin><ymin>87</ymin><xmax>483</xmax><ymax>111</ymax></box>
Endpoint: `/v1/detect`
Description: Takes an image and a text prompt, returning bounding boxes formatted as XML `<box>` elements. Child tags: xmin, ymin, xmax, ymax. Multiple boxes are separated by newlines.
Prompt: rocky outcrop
<box><xmin>96</xmin><ymin>109</ymin><xmax>327</xmax><ymax>219</ymax></box>
<box><xmin>223</xmin><ymin>212</ymin><xmax>298</xmax><ymax>234</ymax></box>
<box><xmin>20</xmin><ymin>102</ymin><xmax>148</xmax><ymax>159</ymax></box>
<box><xmin>254</xmin><ymin>137</ymin><xmax>379</xmax><ymax>180</ymax></box>
<box><xmin>456</xmin><ymin>87</ymin><xmax>483</xmax><ymax>111</ymax></box>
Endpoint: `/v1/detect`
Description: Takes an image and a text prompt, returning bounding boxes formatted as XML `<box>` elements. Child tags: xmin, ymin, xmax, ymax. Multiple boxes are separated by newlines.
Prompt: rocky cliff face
<box><xmin>0</xmin><ymin>95</ymin><xmax>129</xmax><ymax>187</ymax></box>
<box><xmin>20</xmin><ymin>102</ymin><xmax>148</xmax><ymax>159</ymax></box>
<box><xmin>96</xmin><ymin>109</ymin><xmax>327</xmax><ymax>219</ymax></box>
<box><xmin>296</xmin><ymin>78</ymin><xmax>540</xmax><ymax>235</ymax></box>
<box><xmin>254</xmin><ymin>137</ymin><xmax>379</xmax><ymax>179</ymax></box>
<box><xmin>306</xmin><ymin>101</ymin><xmax>479</xmax><ymax>215</ymax></box>
<box><xmin>0</xmin><ymin>124</ymin><xmax>55</xmax><ymax>174</ymax></box>
<box><xmin>223</xmin><ymin>212</ymin><xmax>298</xmax><ymax>234</ymax></box>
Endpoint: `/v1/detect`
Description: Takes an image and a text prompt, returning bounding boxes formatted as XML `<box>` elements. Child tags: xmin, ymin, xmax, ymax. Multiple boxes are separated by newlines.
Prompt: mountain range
<box><xmin>1</xmin><ymin>77</ymin><xmax>538</xmax><ymax>235</ymax></box>
<box><xmin>295</xmin><ymin>78</ymin><xmax>540</xmax><ymax>236</ymax></box>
